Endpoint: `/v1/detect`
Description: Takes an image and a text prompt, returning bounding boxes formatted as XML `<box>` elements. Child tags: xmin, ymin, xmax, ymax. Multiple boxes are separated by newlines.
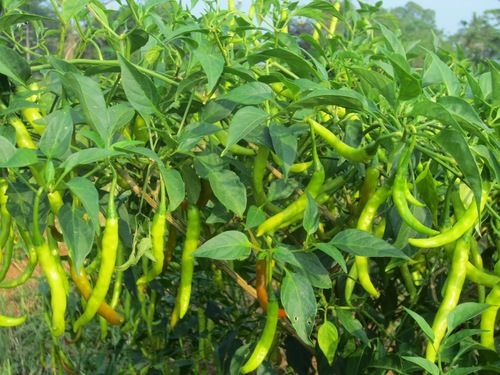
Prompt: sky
<box><xmin>362</xmin><ymin>0</ymin><xmax>499</xmax><ymax>34</ymax></box>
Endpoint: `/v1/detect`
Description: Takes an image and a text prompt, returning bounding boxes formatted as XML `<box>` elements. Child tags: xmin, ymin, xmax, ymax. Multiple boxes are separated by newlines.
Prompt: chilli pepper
<box><xmin>255</xmin><ymin>258</ymin><xmax>286</xmax><ymax>319</ymax></box>
<box><xmin>425</xmin><ymin>231</ymin><xmax>471</xmax><ymax>362</ymax></box>
<box><xmin>171</xmin><ymin>204</ymin><xmax>201</xmax><ymax>328</ymax></box>
<box><xmin>69</xmin><ymin>262</ymin><xmax>124</xmax><ymax>326</ymax></box>
<box><xmin>74</xmin><ymin>172</ymin><xmax>119</xmax><ymax>331</ymax></box>
<box><xmin>240</xmin><ymin>291</ymin><xmax>279</xmax><ymax>373</ymax></box>
<box><xmin>0</xmin><ymin>314</ymin><xmax>27</xmax><ymax>327</ymax></box>
<box><xmin>0</xmin><ymin>229</ymin><xmax>37</xmax><ymax>288</ymax></box>
<box><xmin>480</xmin><ymin>282</ymin><xmax>500</xmax><ymax>350</ymax></box>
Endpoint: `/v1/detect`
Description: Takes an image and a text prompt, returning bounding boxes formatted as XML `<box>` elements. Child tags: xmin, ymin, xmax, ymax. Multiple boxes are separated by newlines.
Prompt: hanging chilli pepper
<box><xmin>33</xmin><ymin>188</ymin><xmax>67</xmax><ymax>336</ymax></box>
<box><xmin>409</xmin><ymin>187</ymin><xmax>489</xmax><ymax>249</ymax></box>
<box><xmin>18</xmin><ymin>83</ymin><xmax>46</xmax><ymax>136</ymax></box>
<box><xmin>480</xmin><ymin>282</ymin><xmax>500</xmax><ymax>350</ymax></box>
<box><xmin>0</xmin><ymin>314</ymin><xmax>26</xmax><ymax>327</ymax></box>
<box><xmin>73</xmin><ymin>172</ymin><xmax>119</xmax><ymax>331</ymax></box>
<box><xmin>357</xmin><ymin>166</ymin><xmax>380</xmax><ymax>215</ymax></box>
<box><xmin>354</xmin><ymin>186</ymin><xmax>391</xmax><ymax>298</ymax></box>
<box><xmin>0</xmin><ymin>231</ymin><xmax>13</xmax><ymax>282</ymax></box>
<box><xmin>171</xmin><ymin>204</ymin><xmax>201</xmax><ymax>328</ymax></box>
<box><xmin>0</xmin><ymin>229</ymin><xmax>37</xmax><ymax>288</ymax></box>
<box><xmin>253</xmin><ymin>147</ymin><xmax>270</xmax><ymax>208</ymax></box>
<box><xmin>257</xmin><ymin>122</ymin><xmax>325</xmax><ymax>236</ymax></box>
<box><xmin>240</xmin><ymin>291</ymin><xmax>279</xmax><ymax>373</ymax></box>
<box><xmin>0</xmin><ymin>179</ymin><xmax>11</xmax><ymax>251</ymax></box>
<box><xmin>163</xmin><ymin>223</ymin><xmax>177</xmax><ymax>273</ymax></box>
<box><xmin>306</xmin><ymin>117</ymin><xmax>374</xmax><ymax>162</ymax></box>
<box><xmin>392</xmin><ymin>139</ymin><xmax>439</xmax><ymax>236</ymax></box>
<box><xmin>425</xmin><ymin>231</ymin><xmax>471</xmax><ymax>362</ymax></box>
<box><xmin>137</xmin><ymin>180</ymin><xmax>167</xmax><ymax>287</ymax></box>
<box><xmin>466</xmin><ymin>262</ymin><xmax>500</xmax><ymax>287</ymax></box>
<box><xmin>255</xmin><ymin>258</ymin><xmax>286</xmax><ymax>318</ymax></box>
<box><xmin>69</xmin><ymin>262</ymin><xmax>124</xmax><ymax>326</ymax></box>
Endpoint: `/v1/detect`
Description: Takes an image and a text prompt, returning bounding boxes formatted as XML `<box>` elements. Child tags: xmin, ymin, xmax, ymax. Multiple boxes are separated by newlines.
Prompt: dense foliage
<box><xmin>0</xmin><ymin>0</ymin><xmax>499</xmax><ymax>374</ymax></box>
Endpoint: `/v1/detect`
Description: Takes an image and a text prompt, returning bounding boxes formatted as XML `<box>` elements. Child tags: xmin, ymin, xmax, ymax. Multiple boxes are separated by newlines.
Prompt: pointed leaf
<box><xmin>194</xmin><ymin>231</ymin><xmax>252</xmax><ymax>260</ymax></box>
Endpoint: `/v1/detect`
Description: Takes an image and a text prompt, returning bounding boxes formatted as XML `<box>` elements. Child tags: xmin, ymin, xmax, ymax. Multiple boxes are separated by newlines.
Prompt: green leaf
<box><xmin>378</xmin><ymin>24</ymin><xmax>406</xmax><ymax>57</ymax></box>
<box><xmin>0</xmin><ymin>45</ymin><xmax>30</xmax><ymax>85</ymax></box>
<box><xmin>351</xmin><ymin>66</ymin><xmax>397</xmax><ymax>106</ymax></box>
<box><xmin>225</xmin><ymin>107</ymin><xmax>268</xmax><ymax>154</ymax></box>
<box><xmin>402</xmin><ymin>356</ymin><xmax>439</xmax><ymax>375</ymax></box>
<box><xmin>0</xmin><ymin>149</ymin><xmax>38</xmax><ymax>168</ymax></box>
<box><xmin>269</xmin><ymin>122</ymin><xmax>297</xmax><ymax>179</ymax></box>
<box><xmin>273</xmin><ymin>246</ymin><xmax>302</xmax><ymax>268</ymax></box>
<box><xmin>437</xmin><ymin>96</ymin><xmax>492</xmax><ymax>133</ymax></box>
<box><xmin>208</xmin><ymin>169</ymin><xmax>247</xmax><ymax>217</ymax></box>
<box><xmin>39</xmin><ymin>107</ymin><xmax>73</xmax><ymax>159</ymax></box>
<box><xmin>118</xmin><ymin>54</ymin><xmax>159</xmax><ymax>118</ymax></box>
<box><xmin>423</xmin><ymin>52</ymin><xmax>461</xmax><ymax>96</ymax></box>
<box><xmin>58</xmin><ymin>204</ymin><xmax>95</xmax><ymax>273</ymax></box>
<box><xmin>385</xmin><ymin>52</ymin><xmax>422</xmax><ymax>100</ymax></box>
<box><xmin>281</xmin><ymin>271</ymin><xmax>316</xmax><ymax>346</ymax></box>
<box><xmin>336</xmin><ymin>309</ymin><xmax>369</xmax><ymax>344</ymax></box>
<box><xmin>313</xmin><ymin>243</ymin><xmax>347</xmax><ymax>273</ymax></box>
<box><xmin>61</xmin><ymin>148</ymin><xmax>123</xmax><ymax>174</ymax></box>
<box><xmin>65</xmin><ymin>177</ymin><xmax>100</xmax><ymax>233</ymax></box>
<box><xmin>194</xmin><ymin>231</ymin><xmax>252</xmax><ymax>260</ymax></box>
<box><xmin>291</xmin><ymin>88</ymin><xmax>371</xmax><ymax>111</ymax></box>
<box><xmin>435</xmin><ymin>128</ymin><xmax>482</xmax><ymax>214</ymax></box>
<box><xmin>318</xmin><ymin>321</ymin><xmax>339</xmax><ymax>366</ymax></box>
<box><xmin>0</xmin><ymin>136</ymin><xmax>16</xmax><ymax>162</ymax></box>
<box><xmin>248</xmin><ymin>48</ymin><xmax>320</xmax><ymax>79</ymax></box>
<box><xmin>302</xmin><ymin>192</ymin><xmax>319</xmax><ymax>235</ymax></box>
<box><xmin>193</xmin><ymin>41</ymin><xmax>224</xmax><ymax>92</ymax></box>
<box><xmin>245</xmin><ymin>206</ymin><xmax>266</xmax><ymax>229</ymax></box>
<box><xmin>403</xmin><ymin>307</ymin><xmax>435</xmax><ymax>341</ymax></box>
<box><xmin>447</xmin><ymin>367</ymin><xmax>483</xmax><ymax>375</ymax></box>
<box><xmin>442</xmin><ymin>329</ymin><xmax>484</xmax><ymax>350</ymax></box>
<box><xmin>108</xmin><ymin>103</ymin><xmax>135</xmax><ymax>142</ymax></box>
<box><xmin>219</xmin><ymin>82</ymin><xmax>273</xmax><ymax>105</ymax></box>
<box><xmin>177</xmin><ymin>122</ymin><xmax>220</xmax><ymax>152</ymax></box>
<box><xmin>293</xmin><ymin>252</ymin><xmax>331</xmax><ymax>289</ymax></box>
<box><xmin>0</xmin><ymin>13</ymin><xmax>50</xmax><ymax>31</ymax></box>
<box><xmin>330</xmin><ymin>229</ymin><xmax>409</xmax><ymax>259</ymax></box>
<box><xmin>64</xmin><ymin>73</ymin><xmax>109</xmax><ymax>145</ymax></box>
<box><xmin>200</xmin><ymin>99</ymin><xmax>237</xmax><ymax>123</ymax></box>
<box><xmin>447</xmin><ymin>303</ymin><xmax>489</xmax><ymax>333</ymax></box>
<box><xmin>61</xmin><ymin>0</ymin><xmax>90</xmax><ymax>23</ymax></box>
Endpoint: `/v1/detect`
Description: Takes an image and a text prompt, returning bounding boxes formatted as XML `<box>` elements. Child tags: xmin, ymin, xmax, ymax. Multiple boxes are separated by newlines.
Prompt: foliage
<box><xmin>0</xmin><ymin>0</ymin><xmax>499</xmax><ymax>374</ymax></box>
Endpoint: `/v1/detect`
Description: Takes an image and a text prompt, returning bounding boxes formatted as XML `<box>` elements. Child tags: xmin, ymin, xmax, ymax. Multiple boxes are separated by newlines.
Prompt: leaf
<box><xmin>247</xmin><ymin>48</ymin><xmax>319</xmax><ymax>79</ymax></box>
<box><xmin>107</xmin><ymin>103</ymin><xmax>135</xmax><ymax>141</ymax></box>
<box><xmin>0</xmin><ymin>136</ymin><xmax>16</xmax><ymax>162</ymax></box>
<box><xmin>435</xmin><ymin>128</ymin><xmax>482</xmax><ymax>214</ymax></box>
<box><xmin>281</xmin><ymin>271</ymin><xmax>316</xmax><ymax>346</ymax></box>
<box><xmin>402</xmin><ymin>356</ymin><xmax>439</xmax><ymax>375</ymax></box>
<box><xmin>194</xmin><ymin>231</ymin><xmax>252</xmax><ymax>260</ymax></box>
<box><xmin>245</xmin><ymin>206</ymin><xmax>266</xmax><ymax>229</ymax></box>
<box><xmin>0</xmin><ymin>13</ymin><xmax>49</xmax><ymax>31</ymax></box>
<box><xmin>385</xmin><ymin>52</ymin><xmax>422</xmax><ymax>100</ymax></box>
<box><xmin>65</xmin><ymin>177</ymin><xmax>101</xmax><ymax>233</ymax></box>
<box><xmin>403</xmin><ymin>307</ymin><xmax>435</xmax><ymax>341</ymax></box>
<box><xmin>330</xmin><ymin>229</ymin><xmax>409</xmax><ymax>259</ymax></box>
<box><xmin>447</xmin><ymin>303</ymin><xmax>489</xmax><ymax>333</ymax></box>
<box><xmin>351</xmin><ymin>66</ymin><xmax>397</xmax><ymax>106</ymax></box>
<box><xmin>423</xmin><ymin>52</ymin><xmax>461</xmax><ymax>96</ymax></box>
<box><xmin>0</xmin><ymin>148</ymin><xmax>38</xmax><ymax>168</ymax></box>
<box><xmin>0</xmin><ymin>45</ymin><xmax>31</xmax><ymax>85</ymax></box>
<box><xmin>291</xmin><ymin>88</ymin><xmax>371</xmax><ymax>111</ymax></box>
<box><xmin>269</xmin><ymin>122</ymin><xmax>297</xmax><ymax>179</ymax></box>
<box><xmin>58</xmin><ymin>204</ymin><xmax>95</xmax><ymax>273</ymax></box>
<box><xmin>318</xmin><ymin>321</ymin><xmax>339</xmax><ymax>366</ymax></box>
<box><xmin>447</xmin><ymin>367</ymin><xmax>483</xmax><ymax>375</ymax></box>
<box><xmin>200</xmin><ymin>99</ymin><xmax>237</xmax><ymax>123</ymax></box>
<box><xmin>302</xmin><ymin>192</ymin><xmax>319</xmax><ymax>235</ymax></box>
<box><xmin>61</xmin><ymin>0</ymin><xmax>90</xmax><ymax>23</ymax></box>
<box><xmin>273</xmin><ymin>247</ymin><xmax>302</xmax><ymax>268</ymax></box>
<box><xmin>437</xmin><ymin>96</ymin><xmax>492</xmax><ymax>133</ymax></box>
<box><xmin>208</xmin><ymin>169</ymin><xmax>247</xmax><ymax>217</ymax></box>
<box><xmin>61</xmin><ymin>148</ymin><xmax>123</xmax><ymax>174</ymax></box>
<box><xmin>378</xmin><ymin>24</ymin><xmax>406</xmax><ymax>57</ymax></box>
<box><xmin>313</xmin><ymin>243</ymin><xmax>347</xmax><ymax>273</ymax></box>
<box><xmin>177</xmin><ymin>122</ymin><xmax>220</xmax><ymax>152</ymax></box>
<box><xmin>193</xmin><ymin>41</ymin><xmax>224</xmax><ymax>92</ymax></box>
<box><xmin>39</xmin><ymin>107</ymin><xmax>73</xmax><ymax>159</ymax></box>
<box><xmin>336</xmin><ymin>309</ymin><xmax>369</xmax><ymax>344</ymax></box>
<box><xmin>64</xmin><ymin>73</ymin><xmax>109</xmax><ymax>145</ymax></box>
<box><xmin>118</xmin><ymin>54</ymin><xmax>159</xmax><ymax>118</ymax></box>
<box><xmin>225</xmin><ymin>107</ymin><xmax>268</xmax><ymax>154</ymax></box>
<box><xmin>293</xmin><ymin>252</ymin><xmax>331</xmax><ymax>289</ymax></box>
<box><xmin>220</xmin><ymin>82</ymin><xmax>273</xmax><ymax>105</ymax></box>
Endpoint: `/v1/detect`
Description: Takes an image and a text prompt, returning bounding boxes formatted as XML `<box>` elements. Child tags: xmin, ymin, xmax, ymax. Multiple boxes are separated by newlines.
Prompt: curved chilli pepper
<box><xmin>255</xmin><ymin>259</ymin><xmax>286</xmax><ymax>319</ymax></box>
<box><xmin>0</xmin><ymin>230</ymin><xmax>37</xmax><ymax>288</ymax></box>
<box><xmin>0</xmin><ymin>232</ymin><xmax>13</xmax><ymax>282</ymax></box>
<box><xmin>69</xmin><ymin>262</ymin><xmax>124</xmax><ymax>325</ymax></box>
<box><xmin>240</xmin><ymin>293</ymin><xmax>279</xmax><ymax>374</ymax></box>
<box><xmin>425</xmin><ymin>232</ymin><xmax>471</xmax><ymax>362</ymax></box>
<box><xmin>405</xmin><ymin>184</ymin><xmax>425</xmax><ymax>207</ymax></box>
<box><xmin>137</xmin><ymin>181</ymin><xmax>167</xmax><ymax>286</ymax></box>
<box><xmin>7</xmin><ymin>115</ymin><xmax>36</xmax><ymax>149</ymax></box>
<box><xmin>392</xmin><ymin>142</ymin><xmax>439</xmax><ymax>236</ymax></box>
<box><xmin>110</xmin><ymin>243</ymin><xmax>124</xmax><ymax>309</ymax></box>
<box><xmin>480</xmin><ymin>282</ymin><xmax>500</xmax><ymax>350</ymax></box>
<box><xmin>18</xmin><ymin>84</ymin><xmax>45</xmax><ymax>136</ymax></box>
<box><xmin>357</xmin><ymin>167</ymin><xmax>380</xmax><ymax>214</ymax></box>
<box><xmin>0</xmin><ymin>179</ymin><xmax>12</xmax><ymax>251</ymax></box>
<box><xmin>307</xmin><ymin>118</ymin><xmax>373</xmax><ymax>162</ymax></box>
<box><xmin>344</xmin><ymin>264</ymin><xmax>358</xmax><ymax>305</ymax></box>
<box><xmin>0</xmin><ymin>314</ymin><xmax>27</xmax><ymax>327</ymax></box>
<box><xmin>132</xmin><ymin>115</ymin><xmax>149</xmax><ymax>142</ymax></box>
<box><xmin>409</xmin><ymin>187</ymin><xmax>488</xmax><ymax>249</ymax></box>
<box><xmin>214</xmin><ymin>130</ymin><xmax>255</xmax><ymax>156</ymax></box>
<box><xmin>33</xmin><ymin>188</ymin><xmax>67</xmax><ymax>336</ymax></box>
<box><xmin>327</xmin><ymin>2</ymin><xmax>341</xmax><ymax>37</ymax></box>
<box><xmin>466</xmin><ymin>262</ymin><xmax>500</xmax><ymax>287</ymax></box>
<box><xmin>257</xmin><ymin>126</ymin><xmax>325</xmax><ymax>236</ymax></box>
<box><xmin>74</xmin><ymin>173</ymin><xmax>119</xmax><ymax>332</ymax></box>
<box><xmin>163</xmin><ymin>223</ymin><xmax>177</xmax><ymax>273</ymax></box>
<box><xmin>253</xmin><ymin>147</ymin><xmax>270</xmax><ymax>207</ymax></box>
<box><xmin>355</xmin><ymin>186</ymin><xmax>391</xmax><ymax>298</ymax></box>
<box><xmin>171</xmin><ymin>205</ymin><xmax>201</xmax><ymax>327</ymax></box>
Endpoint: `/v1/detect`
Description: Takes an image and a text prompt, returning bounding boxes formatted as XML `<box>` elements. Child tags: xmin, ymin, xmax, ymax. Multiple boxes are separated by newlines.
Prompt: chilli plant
<box><xmin>0</xmin><ymin>0</ymin><xmax>499</xmax><ymax>374</ymax></box>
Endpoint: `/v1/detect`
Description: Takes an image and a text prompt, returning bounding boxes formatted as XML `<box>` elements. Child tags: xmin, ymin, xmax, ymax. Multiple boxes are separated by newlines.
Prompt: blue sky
<box><xmin>363</xmin><ymin>0</ymin><xmax>498</xmax><ymax>34</ymax></box>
